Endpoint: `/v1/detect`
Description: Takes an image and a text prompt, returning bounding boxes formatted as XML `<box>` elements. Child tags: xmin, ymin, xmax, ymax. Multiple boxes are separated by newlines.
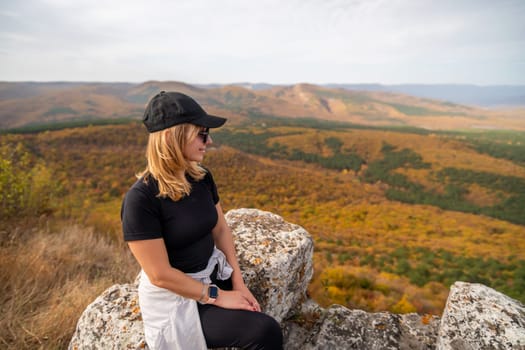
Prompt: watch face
<box><xmin>209</xmin><ymin>285</ymin><xmax>219</xmax><ymax>299</ymax></box>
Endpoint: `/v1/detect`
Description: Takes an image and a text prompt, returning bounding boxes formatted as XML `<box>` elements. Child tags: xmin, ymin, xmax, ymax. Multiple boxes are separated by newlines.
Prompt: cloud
<box><xmin>0</xmin><ymin>0</ymin><xmax>524</xmax><ymax>84</ymax></box>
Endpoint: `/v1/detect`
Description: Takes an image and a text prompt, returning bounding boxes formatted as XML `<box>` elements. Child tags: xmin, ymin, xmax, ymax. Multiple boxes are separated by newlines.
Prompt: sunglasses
<box><xmin>198</xmin><ymin>128</ymin><xmax>210</xmax><ymax>143</ymax></box>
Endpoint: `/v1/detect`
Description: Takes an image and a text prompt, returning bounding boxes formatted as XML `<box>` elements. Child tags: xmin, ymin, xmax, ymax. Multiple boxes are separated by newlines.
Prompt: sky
<box><xmin>0</xmin><ymin>0</ymin><xmax>524</xmax><ymax>85</ymax></box>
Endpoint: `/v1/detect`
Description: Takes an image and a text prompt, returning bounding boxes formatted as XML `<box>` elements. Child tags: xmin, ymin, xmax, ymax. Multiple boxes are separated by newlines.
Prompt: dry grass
<box><xmin>0</xmin><ymin>221</ymin><xmax>138</xmax><ymax>349</ymax></box>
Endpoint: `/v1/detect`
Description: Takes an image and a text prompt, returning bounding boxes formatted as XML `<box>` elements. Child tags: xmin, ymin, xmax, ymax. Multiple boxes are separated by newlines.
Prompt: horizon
<box><xmin>1</xmin><ymin>0</ymin><xmax>524</xmax><ymax>85</ymax></box>
<box><xmin>2</xmin><ymin>80</ymin><xmax>525</xmax><ymax>88</ymax></box>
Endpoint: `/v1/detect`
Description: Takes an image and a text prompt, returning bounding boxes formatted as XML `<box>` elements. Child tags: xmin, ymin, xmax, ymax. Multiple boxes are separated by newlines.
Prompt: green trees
<box><xmin>385</xmin><ymin>246</ymin><xmax>524</xmax><ymax>299</ymax></box>
<box><xmin>214</xmin><ymin>129</ymin><xmax>365</xmax><ymax>171</ymax></box>
<box><xmin>438</xmin><ymin>167</ymin><xmax>525</xmax><ymax>224</ymax></box>
<box><xmin>363</xmin><ymin>143</ymin><xmax>430</xmax><ymax>184</ymax></box>
<box><xmin>0</xmin><ymin>140</ymin><xmax>58</xmax><ymax>218</ymax></box>
<box><xmin>466</xmin><ymin>131</ymin><xmax>525</xmax><ymax>165</ymax></box>
<box><xmin>361</xmin><ymin>141</ymin><xmax>525</xmax><ymax>225</ymax></box>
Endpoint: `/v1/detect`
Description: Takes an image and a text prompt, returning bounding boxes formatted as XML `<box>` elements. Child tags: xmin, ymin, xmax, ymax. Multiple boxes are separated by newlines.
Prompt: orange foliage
<box><xmin>2</xmin><ymin>122</ymin><xmax>524</xmax><ymax>316</ymax></box>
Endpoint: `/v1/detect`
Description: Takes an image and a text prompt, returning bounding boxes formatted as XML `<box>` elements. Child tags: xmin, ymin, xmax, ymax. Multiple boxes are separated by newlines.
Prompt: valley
<box><xmin>1</xmin><ymin>82</ymin><xmax>524</xmax><ymax>348</ymax></box>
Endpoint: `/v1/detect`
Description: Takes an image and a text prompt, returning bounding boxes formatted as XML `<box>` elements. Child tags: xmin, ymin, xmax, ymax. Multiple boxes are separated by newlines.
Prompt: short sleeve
<box><xmin>121</xmin><ymin>181</ymin><xmax>163</xmax><ymax>241</ymax></box>
<box><xmin>204</xmin><ymin>169</ymin><xmax>220</xmax><ymax>204</ymax></box>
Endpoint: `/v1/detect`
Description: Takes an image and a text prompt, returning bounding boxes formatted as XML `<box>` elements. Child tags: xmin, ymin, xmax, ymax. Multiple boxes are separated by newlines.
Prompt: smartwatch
<box><xmin>207</xmin><ymin>284</ymin><xmax>219</xmax><ymax>304</ymax></box>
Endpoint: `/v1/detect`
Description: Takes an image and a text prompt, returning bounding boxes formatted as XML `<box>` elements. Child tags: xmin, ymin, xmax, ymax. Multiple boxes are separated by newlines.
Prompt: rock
<box><xmin>68</xmin><ymin>283</ymin><xmax>146</xmax><ymax>350</ymax></box>
<box><xmin>283</xmin><ymin>299</ymin><xmax>325</xmax><ymax>350</ymax></box>
<box><xmin>436</xmin><ymin>281</ymin><xmax>525</xmax><ymax>350</ymax></box>
<box><xmin>283</xmin><ymin>300</ymin><xmax>440</xmax><ymax>350</ymax></box>
<box><xmin>225</xmin><ymin>208</ymin><xmax>314</xmax><ymax>323</ymax></box>
<box><xmin>398</xmin><ymin>313</ymin><xmax>441</xmax><ymax>350</ymax></box>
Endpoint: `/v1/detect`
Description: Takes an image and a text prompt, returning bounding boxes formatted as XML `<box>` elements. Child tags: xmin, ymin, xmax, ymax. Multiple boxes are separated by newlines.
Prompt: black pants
<box><xmin>197</xmin><ymin>270</ymin><xmax>283</xmax><ymax>350</ymax></box>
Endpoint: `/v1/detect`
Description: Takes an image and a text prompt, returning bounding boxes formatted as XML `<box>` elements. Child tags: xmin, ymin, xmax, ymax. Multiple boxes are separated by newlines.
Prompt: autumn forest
<box><xmin>1</xmin><ymin>81</ymin><xmax>524</xmax><ymax>348</ymax></box>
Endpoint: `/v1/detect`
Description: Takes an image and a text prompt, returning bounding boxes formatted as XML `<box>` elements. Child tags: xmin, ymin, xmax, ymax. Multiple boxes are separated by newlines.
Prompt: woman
<box><xmin>121</xmin><ymin>91</ymin><xmax>283</xmax><ymax>349</ymax></box>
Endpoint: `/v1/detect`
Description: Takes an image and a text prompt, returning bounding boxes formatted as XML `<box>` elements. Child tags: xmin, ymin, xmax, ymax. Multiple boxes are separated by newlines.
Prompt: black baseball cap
<box><xmin>142</xmin><ymin>91</ymin><xmax>227</xmax><ymax>133</ymax></box>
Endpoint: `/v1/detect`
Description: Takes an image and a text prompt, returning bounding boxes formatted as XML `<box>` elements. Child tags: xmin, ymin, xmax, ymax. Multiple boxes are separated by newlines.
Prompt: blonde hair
<box><xmin>138</xmin><ymin>123</ymin><xmax>206</xmax><ymax>201</ymax></box>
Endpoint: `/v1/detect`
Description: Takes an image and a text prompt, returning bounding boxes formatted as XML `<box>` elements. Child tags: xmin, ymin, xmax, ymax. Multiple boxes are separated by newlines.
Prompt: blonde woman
<box><xmin>121</xmin><ymin>91</ymin><xmax>283</xmax><ymax>350</ymax></box>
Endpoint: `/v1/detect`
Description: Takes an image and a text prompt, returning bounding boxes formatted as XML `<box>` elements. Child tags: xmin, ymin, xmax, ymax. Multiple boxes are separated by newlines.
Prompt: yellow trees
<box><xmin>391</xmin><ymin>294</ymin><xmax>417</xmax><ymax>314</ymax></box>
<box><xmin>3</xmin><ymin>122</ymin><xmax>525</xmax><ymax>316</ymax></box>
<box><xmin>0</xmin><ymin>141</ymin><xmax>58</xmax><ymax>219</ymax></box>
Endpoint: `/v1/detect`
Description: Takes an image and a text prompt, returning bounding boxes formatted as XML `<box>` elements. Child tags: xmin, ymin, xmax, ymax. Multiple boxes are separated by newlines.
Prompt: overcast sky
<box><xmin>1</xmin><ymin>0</ymin><xmax>524</xmax><ymax>85</ymax></box>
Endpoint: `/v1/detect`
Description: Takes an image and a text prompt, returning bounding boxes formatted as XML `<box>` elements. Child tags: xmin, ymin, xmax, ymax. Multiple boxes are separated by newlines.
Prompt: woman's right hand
<box><xmin>213</xmin><ymin>289</ymin><xmax>259</xmax><ymax>312</ymax></box>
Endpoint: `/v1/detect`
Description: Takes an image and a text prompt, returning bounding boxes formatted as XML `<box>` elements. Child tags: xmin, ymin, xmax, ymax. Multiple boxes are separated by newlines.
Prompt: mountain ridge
<box><xmin>202</xmin><ymin>82</ymin><xmax>525</xmax><ymax>107</ymax></box>
<box><xmin>323</xmin><ymin>83</ymin><xmax>525</xmax><ymax>107</ymax></box>
<box><xmin>1</xmin><ymin>81</ymin><xmax>523</xmax><ymax>131</ymax></box>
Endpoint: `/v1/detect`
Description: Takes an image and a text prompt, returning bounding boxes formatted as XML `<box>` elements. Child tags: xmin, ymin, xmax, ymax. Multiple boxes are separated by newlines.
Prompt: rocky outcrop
<box><xmin>283</xmin><ymin>300</ymin><xmax>440</xmax><ymax>350</ymax></box>
<box><xmin>224</xmin><ymin>208</ymin><xmax>314</xmax><ymax>323</ymax></box>
<box><xmin>69</xmin><ymin>208</ymin><xmax>525</xmax><ymax>350</ymax></box>
<box><xmin>68</xmin><ymin>283</ymin><xmax>146</xmax><ymax>350</ymax></box>
<box><xmin>437</xmin><ymin>281</ymin><xmax>525</xmax><ymax>350</ymax></box>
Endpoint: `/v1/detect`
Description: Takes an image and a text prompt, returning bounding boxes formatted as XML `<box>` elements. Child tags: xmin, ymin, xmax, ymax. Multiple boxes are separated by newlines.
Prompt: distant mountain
<box><xmin>0</xmin><ymin>82</ymin><xmax>142</xmax><ymax>129</ymax></box>
<box><xmin>197</xmin><ymin>83</ymin><xmax>525</xmax><ymax>107</ymax></box>
<box><xmin>323</xmin><ymin>84</ymin><xmax>525</xmax><ymax>107</ymax></box>
<box><xmin>1</xmin><ymin>81</ymin><xmax>524</xmax><ymax>131</ymax></box>
<box><xmin>0</xmin><ymin>82</ymin><xmax>134</xmax><ymax>101</ymax></box>
<box><xmin>196</xmin><ymin>82</ymin><xmax>278</xmax><ymax>91</ymax></box>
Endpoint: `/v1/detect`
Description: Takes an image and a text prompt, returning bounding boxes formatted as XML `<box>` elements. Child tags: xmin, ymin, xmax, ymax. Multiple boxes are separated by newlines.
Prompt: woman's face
<box><xmin>183</xmin><ymin>127</ymin><xmax>212</xmax><ymax>162</ymax></box>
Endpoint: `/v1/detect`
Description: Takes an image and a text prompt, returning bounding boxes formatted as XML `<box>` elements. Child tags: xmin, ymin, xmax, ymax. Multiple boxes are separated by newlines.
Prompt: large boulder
<box><xmin>225</xmin><ymin>208</ymin><xmax>314</xmax><ymax>322</ymax></box>
<box><xmin>68</xmin><ymin>283</ymin><xmax>146</xmax><ymax>350</ymax></box>
<box><xmin>436</xmin><ymin>281</ymin><xmax>525</xmax><ymax>350</ymax></box>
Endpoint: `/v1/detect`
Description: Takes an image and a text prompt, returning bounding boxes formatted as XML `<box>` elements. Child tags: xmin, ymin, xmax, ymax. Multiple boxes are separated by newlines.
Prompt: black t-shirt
<box><xmin>121</xmin><ymin>170</ymin><xmax>220</xmax><ymax>273</ymax></box>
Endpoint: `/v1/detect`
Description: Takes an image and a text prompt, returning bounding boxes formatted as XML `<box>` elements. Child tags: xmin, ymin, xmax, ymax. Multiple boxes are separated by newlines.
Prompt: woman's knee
<box><xmin>255</xmin><ymin>314</ymin><xmax>283</xmax><ymax>349</ymax></box>
<box><xmin>265</xmin><ymin>316</ymin><xmax>282</xmax><ymax>337</ymax></box>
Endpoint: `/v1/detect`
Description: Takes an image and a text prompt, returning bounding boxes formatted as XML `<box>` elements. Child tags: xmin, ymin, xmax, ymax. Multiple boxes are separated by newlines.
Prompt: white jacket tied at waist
<box><xmin>138</xmin><ymin>247</ymin><xmax>234</xmax><ymax>350</ymax></box>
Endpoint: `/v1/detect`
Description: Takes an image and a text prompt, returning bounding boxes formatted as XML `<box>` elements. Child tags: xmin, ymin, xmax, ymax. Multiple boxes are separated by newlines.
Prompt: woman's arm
<box><xmin>212</xmin><ymin>202</ymin><xmax>261</xmax><ymax>311</ymax></box>
<box><xmin>128</xmin><ymin>235</ymin><xmax>258</xmax><ymax>311</ymax></box>
<box><xmin>128</xmin><ymin>238</ymin><xmax>206</xmax><ymax>300</ymax></box>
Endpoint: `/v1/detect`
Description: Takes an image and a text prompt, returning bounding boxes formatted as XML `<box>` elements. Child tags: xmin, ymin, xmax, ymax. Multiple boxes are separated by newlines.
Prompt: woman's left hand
<box><xmin>211</xmin><ymin>202</ymin><xmax>262</xmax><ymax>312</ymax></box>
<box><xmin>235</xmin><ymin>283</ymin><xmax>261</xmax><ymax>312</ymax></box>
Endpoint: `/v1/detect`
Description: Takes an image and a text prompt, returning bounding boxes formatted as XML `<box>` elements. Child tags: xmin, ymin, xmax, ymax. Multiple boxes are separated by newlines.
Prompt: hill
<box><xmin>1</xmin><ymin>81</ymin><xmax>524</xmax><ymax>131</ymax></box>
<box><xmin>201</xmin><ymin>82</ymin><xmax>525</xmax><ymax>107</ymax></box>
<box><xmin>324</xmin><ymin>84</ymin><xmax>525</xmax><ymax>107</ymax></box>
